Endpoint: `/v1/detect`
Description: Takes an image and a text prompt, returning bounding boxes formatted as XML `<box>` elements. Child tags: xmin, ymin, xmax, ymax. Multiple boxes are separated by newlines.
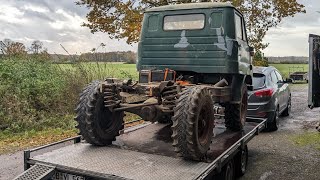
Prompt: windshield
<box><xmin>163</xmin><ymin>14</ymin><xmax>205</xmax><ymax>30</ymax></box>
<box><xmin>253</xmin><ymin>73</ymin><xmax>266</xmax><ymax>90</ymax></box>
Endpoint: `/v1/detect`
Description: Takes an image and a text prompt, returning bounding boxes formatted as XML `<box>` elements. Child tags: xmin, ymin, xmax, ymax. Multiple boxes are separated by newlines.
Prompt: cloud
<box><xmin>0</xmin><ymin>0</ymin><xmax>136</xmax><ymax>54</ymax></box>
<box><xmin>263</xmin><ymin>0</ymin><xmax>320</xmax><ymax>56</ymax></box>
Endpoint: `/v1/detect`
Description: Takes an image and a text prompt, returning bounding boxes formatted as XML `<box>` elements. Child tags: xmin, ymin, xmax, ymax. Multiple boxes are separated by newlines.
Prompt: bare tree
<box><xmin>0</xmin><ymin>39</ymin><xmax>26</xmax><ymax>56</ymax></box>
<box><xmin>30</xmin><ymin>40</ymin><xmax>44</xmax><ymax>54</ymax></box>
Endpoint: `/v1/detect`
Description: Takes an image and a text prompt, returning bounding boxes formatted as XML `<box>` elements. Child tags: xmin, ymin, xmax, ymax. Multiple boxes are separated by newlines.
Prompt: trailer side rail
<box><xmin>196</xmin><ymin>118</ymin><xmax>266</xmax><ymax>179</ymax></box>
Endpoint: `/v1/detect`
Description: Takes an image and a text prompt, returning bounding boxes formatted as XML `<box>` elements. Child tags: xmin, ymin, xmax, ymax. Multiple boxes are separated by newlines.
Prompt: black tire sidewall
<box><xmin>93</xmin><ymin>92</ymin><xmax>123</xmax><ymax>140</ymax></box>
<box><xmin>240</xmin><ymin>84</ymin><xmax>248</xmax><ymax>128</ymax></box>
<box><xmin>235</xmin><ymin>145</ymin><xmax>248</xmax><ymax>177</ymax></box>
<box><xmin>75</xmin><ymin>81</ymin><xmax>124</xmax><ymax>145</ymax></box>
<box><xmin>194</xmin><ymin>90</ymin><xmax>215</xmax><ymax>154</ymax></box>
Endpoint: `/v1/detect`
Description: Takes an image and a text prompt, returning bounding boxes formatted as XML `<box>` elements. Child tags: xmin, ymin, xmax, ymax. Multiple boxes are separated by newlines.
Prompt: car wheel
<box><xmin>281</xmin><ymin>96</ymin><xmax>291</xmax><ymax>117</ymax></box>
<box><xmin>265</xmin><ymin>108</ymin><xmax>279</xmax><ymax>132</ymax></box>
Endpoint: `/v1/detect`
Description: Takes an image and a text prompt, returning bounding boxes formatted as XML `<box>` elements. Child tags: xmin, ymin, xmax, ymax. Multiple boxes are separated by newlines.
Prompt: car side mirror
<box><xmin>249</xmin><ymin>46</ymin><xmax>254</xmax><ymax>56</ymax></box>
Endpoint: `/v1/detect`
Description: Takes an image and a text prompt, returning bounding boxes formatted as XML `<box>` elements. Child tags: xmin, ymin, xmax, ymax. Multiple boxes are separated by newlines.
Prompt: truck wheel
<box><xmin>75</xmin><ymin>81</ymin><xmax>124</xmax><ymax>146</ymax></box>
<box><xmin>281</xmin><ymin>96</ymin><xmax>291</xmax><ymax>117</ymax></box>
<box><xmin>216</xmin><ymin>159</ymin><xmax>235</xmax><ymax>180</ymax></box>
<box><xmin>171</xmin><ymin>87</ymin><xmax>215</xmax><ymax>160</ymax></box>
<box><xmin>235</xmin><ymin>145</ymin><xmax>248</xmax><ymax>177</ymax></box>
<box><xmin>225</xmin><ymin>84</ymin><xmax>248</xmax><ymax>131</ymax></box>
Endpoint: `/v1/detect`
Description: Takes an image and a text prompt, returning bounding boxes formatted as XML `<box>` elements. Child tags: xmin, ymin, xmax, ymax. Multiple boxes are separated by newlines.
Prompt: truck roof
<box><xmin>145</xmin><ymin>2</ymin><xmax>234</xmax><ymax>12</ymax></box>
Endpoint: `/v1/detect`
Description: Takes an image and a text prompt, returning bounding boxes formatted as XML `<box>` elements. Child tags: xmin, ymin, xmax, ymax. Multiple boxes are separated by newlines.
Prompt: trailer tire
<box><xmin>225</xmin><ymin>84</ymin><xmax>248</xmax><ymax>131</ymax></box>
<box><xmin>216</xmin><ymin>159</ymin><xmax>235</xmax><ymax>180</ymax></box>
<box><xmin>171</xmin><ymin>87</ymin><xmax>215</xmax><ymax>160</ymax></box>
<box><xmin>235</xmin><ymin>145</ymin><xmax>248</xmax><ymax>177</ymax></box>
<box><xmin>75</xmin><ymin>81</ymin><xmax>124</xmax><ymax>146</ymax></box>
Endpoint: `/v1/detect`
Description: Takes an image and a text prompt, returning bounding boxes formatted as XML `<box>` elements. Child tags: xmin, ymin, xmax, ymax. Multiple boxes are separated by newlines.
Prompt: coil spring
<box><xmin>162</xmin><ymin>85</ymin><xmax>180</xmax><ymax>112</ymax></box>
<box><xmin>103</xmin><ymin>84</ymin><xmax>121</xmax><ymax>109</ymax></box>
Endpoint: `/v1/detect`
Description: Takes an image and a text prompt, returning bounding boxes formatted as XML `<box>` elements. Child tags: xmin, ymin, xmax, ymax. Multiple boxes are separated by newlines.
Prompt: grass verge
<box><xmin>0</xmin><ymin>128</ymin><xmax>77</xmax><ymax>155</ymax></box>
<box><xmin>291</xmin><ymin>132</ymin><xmax>320</xmax><ymax>151</ymax></box>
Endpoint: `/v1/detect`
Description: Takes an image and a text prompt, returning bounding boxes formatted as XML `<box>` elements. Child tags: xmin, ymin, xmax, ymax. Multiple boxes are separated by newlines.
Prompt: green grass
<box><xmin>291</xmin><ymin>132</ymin><xmax>320</xmax><ymax>151</ymax></box>
<box><xmin>59</xmin><ymin>62</ymin><xmax>308</xmax><ymax>81</ymax></box>
<box><xmin>270</xmin><ymin>64</ymin><xmax>308</xmax><ymax>79</ymax></box>
<box><xmin>0</xmin><ymin>128</ymin><xmax>77</xmax><ymax>154</ymax></box>
<box><xmin>58</xmin><ymin>63</ymin><xmax>138</xmax><ymax>81</ymax></box>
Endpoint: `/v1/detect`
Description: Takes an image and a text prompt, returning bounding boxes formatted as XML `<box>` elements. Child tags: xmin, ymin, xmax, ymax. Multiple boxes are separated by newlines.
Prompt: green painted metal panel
<box><xmin>137</xmin><ymin>5</ymin><xmax>251</xmax><ymax>75</ymax></box>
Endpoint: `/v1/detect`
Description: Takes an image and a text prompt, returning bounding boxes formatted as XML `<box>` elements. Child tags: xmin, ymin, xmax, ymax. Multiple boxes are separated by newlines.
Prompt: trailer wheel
<box><xmin>217</xmin><ymin>159</ymin><xmax>235</xmax><ymax>180</ymax></box>
<box><xmin>171</xmin><ymin>87</ymin><xmax>215</xmax><ymax>160</ymax></box>
<box><xmin>235</xmin><ymin>145</ymin><xmax>248</xmax><ymax>177</ymax></box>
<box><xmin>225</xmin><ymin>84</ymin><xmax>248</xmax><ymax>131</ymax></box>
<box><xmin>75</xmin><ymin>81</ymin><xmax>124</xmax><ymax>146</ymax></box>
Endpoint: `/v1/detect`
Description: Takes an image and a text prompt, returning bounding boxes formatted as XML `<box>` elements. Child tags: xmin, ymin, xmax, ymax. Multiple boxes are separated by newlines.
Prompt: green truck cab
<box><xmin>138</xmin><ymin>2</ymin><xmax>253</xmax><ymax>78</ymax></box>
<box><xmin>76</xmin><ymin>2</ymin><xmax>254</xmax><ymax>161</ymax></box>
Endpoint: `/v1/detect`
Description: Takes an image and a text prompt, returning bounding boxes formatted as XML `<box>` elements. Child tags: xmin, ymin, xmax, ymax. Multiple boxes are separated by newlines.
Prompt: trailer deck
<box><xmin>16</xmin><ymin>118</ymin><xmax>265</xmax><ymax>180</ymax></box>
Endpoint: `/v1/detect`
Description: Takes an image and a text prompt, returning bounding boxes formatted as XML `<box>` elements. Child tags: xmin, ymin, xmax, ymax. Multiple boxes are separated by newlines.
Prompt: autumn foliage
<box><xmin>77</xmin><ymin>0</ymin><xmax>305</xmax><ymax>51</ymax></box>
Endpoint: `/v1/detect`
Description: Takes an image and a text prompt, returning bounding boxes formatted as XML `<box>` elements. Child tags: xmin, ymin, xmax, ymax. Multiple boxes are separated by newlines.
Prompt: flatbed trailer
<box><xmin>14</xmin><ymin>118</ymin><xmax>266</xmax><ymax>180</ymax></box>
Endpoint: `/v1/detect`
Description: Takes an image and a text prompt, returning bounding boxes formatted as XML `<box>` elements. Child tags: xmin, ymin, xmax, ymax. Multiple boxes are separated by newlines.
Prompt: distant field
<box><xmin>57</xmin><ymin>62</ymin><xmax>308</xmax><ymax>80</ymax></box>
<box><xmin>59</xmin><ymin>63</ymin><xmax>138</xmax><ymax>81</ymax></box>
<box><xmin>269</xmin><ymin>64</ymin><xmax>308</xmax><ymax>78</ymax></box>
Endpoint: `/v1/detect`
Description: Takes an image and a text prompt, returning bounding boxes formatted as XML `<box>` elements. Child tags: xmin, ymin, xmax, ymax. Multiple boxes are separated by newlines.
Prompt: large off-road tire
<box><xmin>75</xmin><ymin>81</ymin><xmax>124</xmax><ymax>146</ymax></box>
<box><xmin>225</xmin><ymin>84</ymin><xmax>248</xmax><ymax>131</ymax></box>
<box><xmin>171</xmin><ymin>87</ymin><xmax>215</xmax><ymax>160</ymax></box>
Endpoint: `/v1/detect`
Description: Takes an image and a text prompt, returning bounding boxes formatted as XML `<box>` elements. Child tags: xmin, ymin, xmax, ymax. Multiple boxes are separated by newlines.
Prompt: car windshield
<box><xmin>253</xmin><ymin>73</ymin><xmax>266</xmax><ymax>90</ymax></box>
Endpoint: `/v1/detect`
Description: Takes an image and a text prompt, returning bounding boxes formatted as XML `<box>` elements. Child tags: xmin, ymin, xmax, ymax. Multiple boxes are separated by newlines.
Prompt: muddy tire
<box><xmin>225</xmin><ymin>84</ymin><xmax>248</xmax><ymax>131</ymax></box>
<box><xmin>75</xmin><ymin>81</ymin><xmax>124</xmax><ymax>146</ymax></box>
<box><xmin>171</xmin><ymin>87</ymin><xmax>215</xmax><ymax>160</ymax></box>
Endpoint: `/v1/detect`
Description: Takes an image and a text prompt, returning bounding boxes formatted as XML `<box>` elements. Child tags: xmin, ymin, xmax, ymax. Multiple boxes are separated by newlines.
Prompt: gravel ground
<box><xmin>0</xmin><ymin>84</ymin><xmax>319</xmax><ymax>180</ymax></box>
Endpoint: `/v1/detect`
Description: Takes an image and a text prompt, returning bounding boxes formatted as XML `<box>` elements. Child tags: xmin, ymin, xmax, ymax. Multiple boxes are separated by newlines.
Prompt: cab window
<box><xmin>163</xmin><ymin>14</ymin><xmax>205</xmax><ymax>30</ymax></box>
<box><xmin>241</xmin><ymin>18</ymin><xmax>247</xmax><ymax>41</ymax></box>
<box><xmin>235</xmin><ymin>14</ymin><xmax>243</xmax><ymax>40</ymax></box>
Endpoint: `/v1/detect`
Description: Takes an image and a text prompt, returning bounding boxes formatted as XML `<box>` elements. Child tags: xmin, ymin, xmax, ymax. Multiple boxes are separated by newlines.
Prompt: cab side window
<box><xmin>235</xmin><ymin>14</ymin><xmax>243</xmax><ymax>40</ymax></box>
<box><xmin>235</xmin><ymin>14</ymin><xmax>246</xmax><ymax>41</ymax></box>
<box><xmin>241</xmin><ymin>18</ymin><xmax>247</xmax><ymax>42</ymax></box>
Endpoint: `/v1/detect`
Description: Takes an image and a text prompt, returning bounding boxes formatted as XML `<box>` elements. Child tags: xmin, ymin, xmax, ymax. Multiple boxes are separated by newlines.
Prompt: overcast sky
<box><xmin>0</xmin><ymin>0</ymin><xmax>319</xmax><ymax>56</ymax></box>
